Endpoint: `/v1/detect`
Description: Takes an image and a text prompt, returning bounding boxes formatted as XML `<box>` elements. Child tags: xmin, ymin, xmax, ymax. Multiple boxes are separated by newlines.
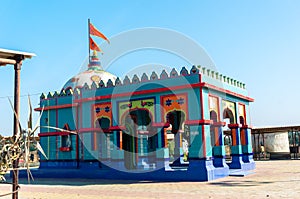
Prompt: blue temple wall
<box><xmin>39</xmin><ymin>94</ymin><xmax>77</xmax><ymax>163</ymax></box>
<box><xmin>189</xmin><ymin>125</ymin><xmax>204</xmax><ymax>158</ymax></box>
<box><xmin>57</xmin><ymin>135</ymin><xmax>77</xmax><ymax>160</ymax></box>
<box><xmin>186</xmin><ymin>88</ymin><xmax>201</xmax><ymax>120</ymax></box>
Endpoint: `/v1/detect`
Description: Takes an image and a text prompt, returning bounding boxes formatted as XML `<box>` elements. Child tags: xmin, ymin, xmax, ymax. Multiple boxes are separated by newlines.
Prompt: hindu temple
<box><xmin>33</xmin><ymin>50</ymin><xmax>255</xmax><ymax>181</ymax></box>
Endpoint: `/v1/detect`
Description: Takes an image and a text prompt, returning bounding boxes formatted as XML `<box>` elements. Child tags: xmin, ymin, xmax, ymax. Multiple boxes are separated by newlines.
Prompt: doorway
<box><xmin>210</xmin><ymin>110</ymin><xmax>218</xmax><ymax>153</ymax></box>
<box><xmin>166</xmin><ymin>110</ymin><xmax>186</xmax><ymax>164</ymax></box>
<box><xmin>95</xmin><ymin>117</ymin><xmax>112</xmax><ymax>159</ymax></box>
<box><xmin>223</xmin><ymin>108</ymin><xmax>235</xmax><ymax>162</ymax></box>
<box><xmin>122</xmin><ymin>109</ymin><xmax>153</xmax><ymax>169</ymax></box>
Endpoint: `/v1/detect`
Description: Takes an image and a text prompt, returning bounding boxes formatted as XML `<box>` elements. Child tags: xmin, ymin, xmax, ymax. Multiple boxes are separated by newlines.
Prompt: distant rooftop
<box><xmin>252</xmin><ymin>125</ymin><xmax>300</xmax><ymax>134</ymax></box>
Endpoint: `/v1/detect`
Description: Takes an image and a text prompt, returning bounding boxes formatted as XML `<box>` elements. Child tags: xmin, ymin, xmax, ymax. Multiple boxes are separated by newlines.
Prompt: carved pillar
<box><xmin>228</xmin><ymin>124</ymin><xmax>244</xmax><ymax>169</ymax></box>
<box><xmin>211</xmin><ymin>122</ymin><xmax>228</xmax><ymax>168</ymax></box>
<box><xmin>240</xmin><ymin>125</ymin><xmax>255</xmax><ymax>169</ymax></box>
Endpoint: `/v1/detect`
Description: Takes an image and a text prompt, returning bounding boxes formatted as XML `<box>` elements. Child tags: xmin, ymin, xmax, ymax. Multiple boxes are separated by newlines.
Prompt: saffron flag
<box><xmin>89</xmin><ymin>23</ymin><xmax>110</xmax><ymax>43</ymax></box>
<box><xmin>89</xmin><ymin>37</ymin><xmax>102</xmax><ymax>52</ymax></box>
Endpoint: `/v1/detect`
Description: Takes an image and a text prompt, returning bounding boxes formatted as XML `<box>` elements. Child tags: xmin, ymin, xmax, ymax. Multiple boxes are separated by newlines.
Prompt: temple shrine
<box><xmin>33</xmin><ymin>50</ymin><xmax>255</xmax><ymax>181</ymax></box>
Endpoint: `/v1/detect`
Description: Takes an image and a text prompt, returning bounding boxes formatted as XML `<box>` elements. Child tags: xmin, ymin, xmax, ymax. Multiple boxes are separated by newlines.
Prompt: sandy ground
<box><xmin>1</xmin><ymin>160</ymin><xmax>300</xmax><ymax>199</ymax></box>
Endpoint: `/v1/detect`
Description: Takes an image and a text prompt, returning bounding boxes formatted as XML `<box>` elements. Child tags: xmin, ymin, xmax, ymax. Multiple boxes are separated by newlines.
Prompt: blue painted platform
<box><xmin>15</xmin><ymin>160</ymin><xmax>237</xmax><ymax>182</ymax></box>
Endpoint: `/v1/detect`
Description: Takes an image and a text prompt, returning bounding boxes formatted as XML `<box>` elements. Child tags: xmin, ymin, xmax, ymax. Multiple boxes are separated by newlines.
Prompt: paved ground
<box><xmin>1</xmin><ymin>160</ymin><xmax>300</xmax><ymax>199</ymax></box>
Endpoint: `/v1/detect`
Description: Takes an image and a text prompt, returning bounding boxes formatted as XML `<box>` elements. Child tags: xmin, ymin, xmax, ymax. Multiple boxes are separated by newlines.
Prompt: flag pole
<box><xmin>88</xmin><ymin>18</ymin><xmax>91</xmax><ymax>65</ymax></box>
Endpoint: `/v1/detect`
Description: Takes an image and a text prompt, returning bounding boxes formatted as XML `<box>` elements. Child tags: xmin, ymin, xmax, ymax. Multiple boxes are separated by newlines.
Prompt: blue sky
<box><xmin>0</xmin><ymin>0</ymin><xmax>300</xmax><ymax>136</ymax></box>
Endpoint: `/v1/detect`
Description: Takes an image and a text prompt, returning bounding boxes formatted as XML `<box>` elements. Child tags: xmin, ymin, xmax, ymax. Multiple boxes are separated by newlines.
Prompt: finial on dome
<box><xmin>92</xmin><ymin>50</ymin><xmax>97</xmax><ymax>57</ymax></box>
<box><xmin>88</xmin><ymin>50</ymin><xmax>103</xmax><ymax>71</ymax></box>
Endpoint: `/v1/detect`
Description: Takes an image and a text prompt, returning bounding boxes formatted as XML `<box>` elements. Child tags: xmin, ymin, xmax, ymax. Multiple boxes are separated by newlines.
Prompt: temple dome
<box><xmin>62</xmin><ymin>51</ymin><xmax>117</xmax><ymax>90</ymax></box>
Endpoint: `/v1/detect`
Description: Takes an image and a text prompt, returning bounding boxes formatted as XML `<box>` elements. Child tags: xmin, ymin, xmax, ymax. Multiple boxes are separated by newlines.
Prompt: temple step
<box><xmin>229</xmin><ymin>169</ymin><xmax>254</xmax><ymax>177</ymax></box>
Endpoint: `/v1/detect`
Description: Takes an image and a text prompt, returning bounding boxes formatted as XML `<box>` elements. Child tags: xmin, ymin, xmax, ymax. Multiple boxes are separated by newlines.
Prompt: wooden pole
<box><xmin>88</xmin><ymin>18</ymin><xmax>91</xmax><ymax>65</ymax></box>
<box><xmin>12</xmin><ymin>57</ymin><xmax>22</xmax><ymax>199</ymax></box>
<box><xmin>0</xmin><ymin>58</ymin><xmax>17</xmax><ymax>65</ymax></box>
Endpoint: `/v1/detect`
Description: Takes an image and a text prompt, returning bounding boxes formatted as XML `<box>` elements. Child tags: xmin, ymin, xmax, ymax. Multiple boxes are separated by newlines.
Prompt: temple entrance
<box><xmin>223</xmin><ymin>108</ymin><xmax>235</xmax><ymax>162</ymax></box>
<box><xmin>95</xmin><ymin>117</ymin><xmax>113</xmax><ymax>159</ymax></box>
<box><xmin>122</xmin><ymin>109</ymin><xmax>154</xmax><ymax>170</ymax></box>
<box><xmin>166</xmin><ymin>110</ymin><xmax>186</xmax><ymax>164</ymax></box>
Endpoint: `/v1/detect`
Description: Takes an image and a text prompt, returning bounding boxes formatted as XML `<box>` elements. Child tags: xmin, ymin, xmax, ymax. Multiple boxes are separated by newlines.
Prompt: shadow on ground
<box><xmin>209</xmin><ymin>180</ymin><xmax>273</xmax><ymax>187</ymax></box>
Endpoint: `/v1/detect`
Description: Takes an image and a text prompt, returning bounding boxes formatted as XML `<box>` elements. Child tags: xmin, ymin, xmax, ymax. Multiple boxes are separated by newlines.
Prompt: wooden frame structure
<box><xmin>0</xmin><ymin>48</ymin><xmax>35</xmax><ymax>199</ymax></box>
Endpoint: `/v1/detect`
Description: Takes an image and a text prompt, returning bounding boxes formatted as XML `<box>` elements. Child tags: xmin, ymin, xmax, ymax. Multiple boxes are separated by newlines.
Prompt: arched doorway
<box><xmin>239</xmin><ymin>116</ymin><xmax>245</xmax><ymax>126</ymax></box>
<box><xmin>166</xmin><ymin>110</ymin><xmax>186</xmax><ymax>164</ymax></box>
<box><xmin>60</xmin><ymin>123</ymin><xmax>72</xmax><ymax>150</ymax></box>
<box><xmin>94</xmin><ymin>117</ymin><xmax>112</xmax><ymax>159</ymax></box>
<box><xmin>223</xmin><ymin>108</ymin><xmax>235</xmax><ymax>162</ymax></box>
<box><xmin>210</xmin><ymin>110</ymin><xmax>218</xmax><ymax>122</ymax></box>
<box><xmin>166</xmin><ymin>110</ymin><xmax>185</xmax><ymax>133</ymax></box>
<box><xmin>96</xmin><ymin>117</ymin><xmax>110</xmax><ymax>129</ymax></box>
<box><xmin>223</xmin><ymin>108</ymin><xmax>234</xmax><ymax>124</ymax></box>
<box><xmin>122</xmin><ymin>109</ymin><xmax>153</xmax><ymax>170</ymax></box>
<box><xmin>210</xmin><ymin>110</ymin><xmax>218</xmax><ymax>151</ymax></box>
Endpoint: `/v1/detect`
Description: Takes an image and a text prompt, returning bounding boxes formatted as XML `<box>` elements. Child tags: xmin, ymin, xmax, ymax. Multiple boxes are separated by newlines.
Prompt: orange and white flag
<box><xmin>89</xmin><ymin>37</ymin><xmax>102</xmax><ymax>52</ymax></box>
<box><xmin>89</xmin><ymin>23</ymin><xmax>110</xmax><ymax>44</ymax></box>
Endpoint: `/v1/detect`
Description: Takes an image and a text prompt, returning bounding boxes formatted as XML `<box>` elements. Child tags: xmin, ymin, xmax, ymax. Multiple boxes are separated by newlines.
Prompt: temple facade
<box><xmin>34</xmin><ymin>52</ymin><xmax>255</xmax><ymax>181</ymax></box>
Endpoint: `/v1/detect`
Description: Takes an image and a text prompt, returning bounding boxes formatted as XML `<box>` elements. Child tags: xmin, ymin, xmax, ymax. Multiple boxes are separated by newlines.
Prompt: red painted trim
<box><xmin>199</xmin><ymin>83</ymin><xmax>204</xmax><ymax>120</ymax></box>
<box><xmin>199</xmin><ymin>75</ymin><xmax>206</xmax><ymax>158</ymax></box>
<box><xmin>160</xmin><ymin>94</ymin><xmax>167</xmax><ymax>123</ymax></box>
<box><xmin>119</xmin><ymin>131</ymin><xmax>123</xmax><ymax>150</ymax></box>
<box><xmin>214</xmin><ymin>127</ymin><xmax>219</xmax><ymax>146</ymax></box>
<box><xmin>72</xmin><ymin>81</ymin><xmax>253</xmax><ymax>103</ymax></box>
<box><xmin>78</xmin><ymin>127</ymin><xmax>112</xmax><ymax>133</ymax></box>
<box><xmin>152</xmin><ymin>122</ymin><xmax>170</xmax><ymax>128</ymax></box>
<box><xmin>212</xmin><ymin>121</ymin><xmax>226</xmax><ymax>127</ymax></box>
<box><xmin>76</xmin><ymin>83</ymin><xmax>201</xmax><ymax>103</ymax></box>
<box><xmin>75</xmin><ymin>102</ymin><xmax>79</xmax><ymax>165</ymax></box>
<box><xmin>59</xmin><ymin>147</ymin><xmax>71</xmax><ymax>152</ymax></box>
<box><xmin>34</xmin><ymin>103</ymin><xmax>78</xmax><ymax>111</ymax></box>
<box><xmin>79</xmin><ymin>100</ymin><xmax>84</xmax><ymax>160</ymax></box>
<box><xmin>109</xmin><ymin>126</ymin><xmax>126</xmax><ymax>131</ymax></box>
<box><xmin>38</xmin><ymin>131</ymin><xmax>71</xmax><ymax>137</ymax></box>
<box><xmin>228</xmin><ymin>123</ymin><xmax>242</xmax><ymax>129</ymax></box>
<box><xmin>238</xmin><ymin>102</ymin><xmax>247</xmax><ymax>125</ymax></box>
<box><xmin>232</xmin><ymin>128</ymin><xmax>237</xmax><ymax>146</ymax></box>
<box><xmin>241</xmin><ymin>125</ymin><xmax>252</xmax><ymax>129</ymax></box>
<box><xmin>185</xmin><ymin>119</ymin><xmax>213</xmax><ymax>125</ymax></box>
<box><xmin>208</xmin><ymin>94</ymin><xmax>220</xmax><ymax>121</ymax></box>
<box><xmin>135</xmin><ymin>130</ymin><xmax>138</xmax><ymax>163</ymax></box>
<box><xmin>90</xmin><ymin>103</ymin><xmax>95</xmax><ymax>151</ymax></box>
<box><xmin>201</xmin><ymin>83</ymin><xmax>254</xmax><ymax>102</ymax></box>
<box><xmin>55</xmin><ymin>98</ymin><xmax>58</xmax><ymax>159</ymax></box>
<box><xmin>240</xmin><ymin>128</ymin><xmax>246</xmax><ymax>145</ymax></box>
